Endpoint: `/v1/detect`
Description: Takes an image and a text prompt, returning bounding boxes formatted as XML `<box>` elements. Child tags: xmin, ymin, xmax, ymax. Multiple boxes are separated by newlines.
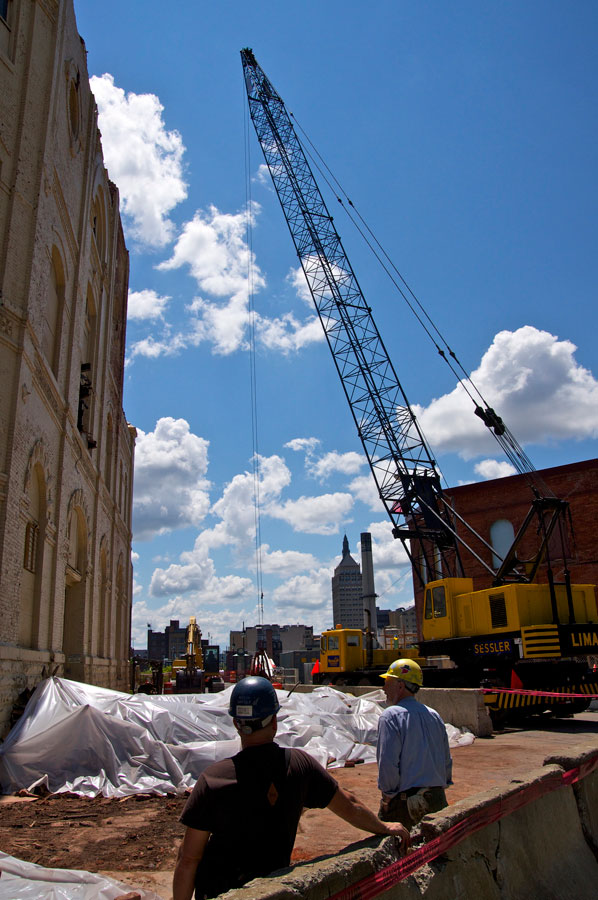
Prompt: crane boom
<box><xmin>241</xmin><ymin>48</ymin><xmax>460</xmax><ymax>578</ymax></box>
<box><xmin>241</xmin><ymin>49</ymin><xmax>577</xmax><ymax>598</ymax></box>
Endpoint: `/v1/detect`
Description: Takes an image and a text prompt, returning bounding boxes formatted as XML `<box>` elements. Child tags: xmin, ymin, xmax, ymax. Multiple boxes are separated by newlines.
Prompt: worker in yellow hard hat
<box><xmin>377</xmin><ymin>658</ymin><xmax>452</xmax><ymax>829</ymax></box>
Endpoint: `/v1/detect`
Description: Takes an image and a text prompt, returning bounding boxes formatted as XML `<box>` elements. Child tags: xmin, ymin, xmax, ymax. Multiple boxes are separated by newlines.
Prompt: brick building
<box><xmin>0</xmin><ymin>0</ymin><xmax>135</xmax><ymax>733</ymax></box>
<box><xmin>147</xmin><ymin>620</ymin><xmax>187</xmax><ymax>662</ymax></box>
<box><xmin>229</xmin><ymin>624</ymin><xmax>316</xmax><ymax>665</ymax></box>
<box><xmin>411</xmin><ymin>459</ymin><xmax>598</xmax><ymax>630</ymax></box>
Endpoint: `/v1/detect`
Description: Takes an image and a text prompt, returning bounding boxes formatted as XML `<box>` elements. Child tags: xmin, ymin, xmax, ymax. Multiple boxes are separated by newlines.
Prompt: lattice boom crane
<box><xmin>241</xmin><ymin>47</ymin><xmax>460</xmax><ymax>582</ymax></box>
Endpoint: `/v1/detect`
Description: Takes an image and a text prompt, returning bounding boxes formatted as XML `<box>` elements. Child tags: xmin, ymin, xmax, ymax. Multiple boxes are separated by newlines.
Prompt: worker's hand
<box><xmin>384</xmin><ymin>822</ymin><xmax>411</xmax><ymax>852</ymax></box>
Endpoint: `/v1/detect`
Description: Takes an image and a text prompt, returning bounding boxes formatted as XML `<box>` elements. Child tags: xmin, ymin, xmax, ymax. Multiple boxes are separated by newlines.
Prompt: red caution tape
<box><xmin>481</xmin><ymin>687</ymin><xmax>598</xmax><ymax>699</ymax></box>
<box><xmin>325</xmin><ymin>753</ymin><xmax>598</xmax><ymax>900</ymax></box>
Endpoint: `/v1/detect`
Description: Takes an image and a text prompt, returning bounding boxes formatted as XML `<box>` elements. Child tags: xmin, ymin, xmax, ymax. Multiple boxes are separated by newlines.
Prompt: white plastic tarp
<box><xmin>0</xmin><ymin>852</ymin><xmax>162</xmax><ymax>900</ymax></box>
<box><xmin>0</xmin><ymin>677</ymin><xmax>473</xmax><ymax>798</ymax></box>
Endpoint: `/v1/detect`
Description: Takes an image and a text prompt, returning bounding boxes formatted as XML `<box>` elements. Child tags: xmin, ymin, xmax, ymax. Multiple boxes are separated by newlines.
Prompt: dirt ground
<box><xmin>1</xmin><ymin>712</ymin><xmax>597</xmax><ymax>898</ymax></box>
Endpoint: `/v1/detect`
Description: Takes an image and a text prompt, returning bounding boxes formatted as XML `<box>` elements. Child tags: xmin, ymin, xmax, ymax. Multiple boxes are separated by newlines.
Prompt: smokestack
<box><xmin>360</xmin><ymin>532</ymin><xmax>377</xmax><ymax>633</ymax></box>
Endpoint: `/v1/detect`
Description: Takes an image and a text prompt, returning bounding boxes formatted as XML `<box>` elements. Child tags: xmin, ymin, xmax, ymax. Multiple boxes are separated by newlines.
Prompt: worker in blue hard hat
<box><xmin>377</xmin><ymin>659</ymin><xmax>453</xmax><ymax>829</ymax></box>
<box><xmin>173</xmin><ymin>676</ymin><xmax>410</xmax><ymax>900</ymax></box>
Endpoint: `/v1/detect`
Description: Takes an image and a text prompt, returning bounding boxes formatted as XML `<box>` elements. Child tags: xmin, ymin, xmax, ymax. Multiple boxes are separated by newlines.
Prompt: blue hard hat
<box><xmin>228</xmin><ymin>676</ymin><xmax>281</xmax><ymax>719</ymax></box>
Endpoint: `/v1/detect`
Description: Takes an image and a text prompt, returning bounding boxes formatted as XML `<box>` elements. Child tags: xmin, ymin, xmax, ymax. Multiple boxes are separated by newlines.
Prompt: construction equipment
<box><xmin>172</xmin><ymin>616</ymin><xmax>205</xmax><ymax>693</ymax></box>
<box><xmin>241</xmin><ymin>49</ymin><xmax>598</xmax><ymax>720</ymax></box>
<box><xmin>249</xmin><ymin>647</ymin><xmax>274</xmax><ymax>679</ymax></box>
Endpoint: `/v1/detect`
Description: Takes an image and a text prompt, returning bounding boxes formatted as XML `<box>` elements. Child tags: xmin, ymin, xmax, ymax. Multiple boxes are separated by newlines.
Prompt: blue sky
<box><xmin>73</xmin><ymin>1</ymin><xmax>598</xmax><ymax>649</ymax></box>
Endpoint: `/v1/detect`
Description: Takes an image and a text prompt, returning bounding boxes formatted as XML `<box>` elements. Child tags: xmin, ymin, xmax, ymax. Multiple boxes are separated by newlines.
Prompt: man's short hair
<box><xmin>401</xmin><ymin>680</ymin><xmax>420</xmax><ymax>694</ymax></box>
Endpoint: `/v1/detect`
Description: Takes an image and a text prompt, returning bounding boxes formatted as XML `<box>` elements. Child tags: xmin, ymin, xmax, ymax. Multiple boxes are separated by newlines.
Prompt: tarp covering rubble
<box><xmin>0</xmin><ymin>852</ymin><xmax>162</xmax><ymax>900</ymax></box>
<box><xmin>0</xmin><ymin>677</ymin><xmax>474</xmax><ymax>798</ymax></box>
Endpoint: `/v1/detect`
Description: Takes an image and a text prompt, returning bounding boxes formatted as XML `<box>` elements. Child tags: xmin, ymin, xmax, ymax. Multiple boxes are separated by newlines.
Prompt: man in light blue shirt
<box><xmin>376</xmin><ymin>658</ymin><xmax>452</xmax><ymax>828</ymax></box>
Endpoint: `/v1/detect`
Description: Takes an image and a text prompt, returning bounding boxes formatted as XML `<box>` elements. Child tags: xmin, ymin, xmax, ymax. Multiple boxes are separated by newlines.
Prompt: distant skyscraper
<box><xmin>331</xmin><ymin>536</ymin><xmax>364</xmax><ymax>629</ymax></box>
<box><xmin>360</xmin><ymin>532</ymin><xmax>377</xmax><ymax>632</ymax></box>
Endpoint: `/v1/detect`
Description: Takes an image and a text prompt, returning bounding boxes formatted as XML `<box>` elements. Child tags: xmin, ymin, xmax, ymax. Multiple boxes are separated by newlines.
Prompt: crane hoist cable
<box><xmin>289</xmin><ymin>113</ymin><xmax>548</xmax><ymax>493</ymax></box>
<box><xmin>243</xmin><ymin>90</ymin><xmax>265</xmax><ymax>625</ymax></box>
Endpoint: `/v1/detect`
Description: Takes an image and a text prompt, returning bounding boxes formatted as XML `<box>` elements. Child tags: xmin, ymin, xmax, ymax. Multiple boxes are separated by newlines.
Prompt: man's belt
<box><xmin>398</xmin><ymin>787</ymin><xmax>422</xmax><ymax>800</ymax></box>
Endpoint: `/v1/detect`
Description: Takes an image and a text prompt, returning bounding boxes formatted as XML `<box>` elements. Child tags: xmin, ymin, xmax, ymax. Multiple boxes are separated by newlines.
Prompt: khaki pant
<box><xmin>378</xmin><ymin>786</ymin><xmax>448</xmax><ymax>828</ymax></box>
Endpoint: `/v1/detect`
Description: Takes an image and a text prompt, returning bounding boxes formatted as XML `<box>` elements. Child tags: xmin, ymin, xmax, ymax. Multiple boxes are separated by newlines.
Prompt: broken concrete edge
<box><xmin>216</xmin><ymin>835</ymin><xmax>400</xmax><ymax>900</ymax></box>
<box><xmin>292</xmin><ymin>684</ymin><xmax>493</xmax><ymax>738</ymax></box>
<box><xmin>216</xmin><ymin>740</ymin><xmax>598</xmax><ymax>900</ymax></box>
<box><xmin>543</xmin><ymin>743</ymin><xmax>598</xmax><ymax>772</ymax></box>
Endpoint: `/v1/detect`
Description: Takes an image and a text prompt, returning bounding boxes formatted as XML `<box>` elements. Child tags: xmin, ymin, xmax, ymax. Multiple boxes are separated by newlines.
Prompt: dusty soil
<box><xmin>0</xmin><ymin>792</ymin><xmax>186</xmax><ymax>873</ymax></box>
<box><xmin>1</xmin><ymin>712</ymin><xmax>597</xmax><ymax>899</ymax></box>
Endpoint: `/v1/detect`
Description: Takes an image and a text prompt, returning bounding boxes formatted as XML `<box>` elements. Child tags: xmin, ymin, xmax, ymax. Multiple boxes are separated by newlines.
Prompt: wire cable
<box><xmin>290</xmin><ymin>112</ymin><xmax>544</xmax><ymax>487</ymax></box>
<box><xmin>243</xmin><ymin>87</ymin><xmax>265</xmax><ymax>625</ymax></box>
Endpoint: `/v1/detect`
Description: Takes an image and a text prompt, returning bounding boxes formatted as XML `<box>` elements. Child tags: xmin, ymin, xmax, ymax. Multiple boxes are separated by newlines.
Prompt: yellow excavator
<box><xmin>172</xmin><ymin>617</ymin><xmax>204</xmax><ymax>693</ymax></box>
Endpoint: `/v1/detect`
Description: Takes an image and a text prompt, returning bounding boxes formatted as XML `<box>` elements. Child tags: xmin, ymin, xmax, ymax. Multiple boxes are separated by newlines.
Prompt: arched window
<box><xmin>83</xmin><ymin>284</ymin><xmax>97</xmax><ymax>369</ymax></box>
<box><xmin>91</xmin><ymin>188</ymin><xmax>107</xmax><ymax>261</ymax></box>
<box><xmin>123</xmin><ymin>473</ymin><xmax>129</xmax><ymax>525</ymax></box>
<box><xmin>20</xmin><ymin>463</ymin><xmax>46</xmax><ymax>647</ymax></box>
<box><xmin>490</xmin><ymin>519</ymin><xmax>515</xmax><ymax>569</ymax></box>
<box><xmin>104</xmin><ymin>413</ymin><xmax>113</xmax><ymax>490</ymax></box>
<box><xmin>78</xmin><ymin>285</ymin><xmax>98</xmax><ymax>443</ymax></box>
<box><xmin>64</xmin><ymin>504</ymin><xmax>87</xmax><ymax>668</ymax></box>
<box><xmin>114</xmin><ymin>556</ymin><xmax>124</xmax><ymax>660</ymax></box>
<box><xmin>98</xmin><ymin>542</ymin><xmax>109</xmax><ymax>658</ymax></box>
<box><xmin>43</xmin><ymin>248</ymin><xmax>65</xmax><ymax>376</ymax></box>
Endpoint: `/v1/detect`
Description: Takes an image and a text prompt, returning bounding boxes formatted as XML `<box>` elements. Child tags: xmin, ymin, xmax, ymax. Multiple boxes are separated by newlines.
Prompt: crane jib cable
<box><xmin>243</xmin><ymin>83</ymin><xmax>265</xmax><ymax>625</ymax></box>
<box><xmin>289</xmin><ymin>111</ymin><xmax>541</xmax><ymax>485</ymax></box>
<box><xmin>240</xmin><ymin>48</ymin><xmax>568</xmax><ymax>583</ymax></box>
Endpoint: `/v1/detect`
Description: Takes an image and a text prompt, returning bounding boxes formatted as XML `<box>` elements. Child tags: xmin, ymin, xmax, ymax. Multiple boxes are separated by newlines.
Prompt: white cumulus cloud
<box><xmin>260</xmin><ymin>546</ymin><xmax>319</xmax><ymax>577</ymax></box>
<box><xmin>348</xmin><ymin>474</ymin><xmax>380</xmax><ymax>511</ymax></box>
<box><xmin>132</xmin><ymin>418</ymin><xmax>211</xmax><ymax>541</ymax></box>
<box><xmin>308</xmin><ymin>450</ymin><xmax>364</xmax><ymax>480</ymax></box>
<box><xmin>255</xmin><ymin>312</ymin><xmax>323</xmax><ymax>353</ymax></box>
<box><xmin>127</xmin><ymin>289</ymin><xmax>171</xmax><ymax>321</ymax></box>
<box><xmin>285</xmin><ymin>437</ymin><xmax>321</xmax><ymax>454</ymax></box>
<box><xmin>413</xmin><ymin>326</ymin><xmax>598</xmax><ymax>458</ymax></box>
<box><xmin>266</xmin><ymin>492</ymin><xmax>354</xmax><ymax>535</ymax></box>
<box><xmin>90</xmin><ymin>74</ymin><xmax>187</xmax><ymax>247</ymax></box>
<box><xmin>474</xmin><ymin>459</ymin><xmax>518</xmax><ymax>480</ymax></box>
<box><xmin>272</xmin><ymin>568</ymin><xmax>333</xmax><ymax>616</ymax></box>
<box><xmin>147</xmin><ymin>454</ymin><xmax>294</xmax><ymax>600</ymax></box>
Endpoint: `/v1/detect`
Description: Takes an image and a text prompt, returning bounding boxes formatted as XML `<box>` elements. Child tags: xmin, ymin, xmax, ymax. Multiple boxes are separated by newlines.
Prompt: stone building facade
<box><xmin>331</xmin><ymin>535</ymin><xmax>364</xmax><ymax>629</ymax></box>
<box><xmin>411</xmin><ymin>459</ymin><xmax>598</xmax><ymax>631</ymax></box>
<box><xmin>0</xmin><ymin>0</ymin><xmax>135</xmax><ymax>734</ymax></box>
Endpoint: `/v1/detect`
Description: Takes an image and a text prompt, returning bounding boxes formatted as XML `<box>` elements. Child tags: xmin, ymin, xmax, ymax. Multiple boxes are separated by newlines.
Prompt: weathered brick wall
<box><xmin>0</xmin><ymin>0</ymin><xmax>135</xmax><ymax>736</ymax></box>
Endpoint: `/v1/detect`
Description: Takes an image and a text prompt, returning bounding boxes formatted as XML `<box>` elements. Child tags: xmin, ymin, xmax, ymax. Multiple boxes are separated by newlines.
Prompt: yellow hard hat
<box><xmin>380</xmin><ymin>658</ymin><xmax>423</xmax><ymax>687</ymax></box>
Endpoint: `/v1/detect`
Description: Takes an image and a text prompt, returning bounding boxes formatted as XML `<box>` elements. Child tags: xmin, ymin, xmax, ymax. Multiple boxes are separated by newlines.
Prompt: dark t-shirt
<box><xmin>180</xmin><ymin>742</ymin><xmax>338</xmax><ymax>899</ymax></box>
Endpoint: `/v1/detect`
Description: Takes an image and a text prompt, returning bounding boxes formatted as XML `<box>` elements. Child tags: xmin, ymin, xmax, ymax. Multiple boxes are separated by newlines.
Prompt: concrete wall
<box><xmin>292</xmin><ymin>685</ymin><xmax>494</xmax><ymax>738</ymax></box>
<box><xmin>222</xmin><ymin>743</ymin><xmax>598</xmax><ymax>900</ymax></box>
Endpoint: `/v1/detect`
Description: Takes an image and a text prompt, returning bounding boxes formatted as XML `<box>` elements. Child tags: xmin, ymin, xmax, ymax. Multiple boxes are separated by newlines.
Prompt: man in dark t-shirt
<box><xmin>173</xmin><ymin>677</ymin><xmax>410</xmax><ymax>900</ymax></box>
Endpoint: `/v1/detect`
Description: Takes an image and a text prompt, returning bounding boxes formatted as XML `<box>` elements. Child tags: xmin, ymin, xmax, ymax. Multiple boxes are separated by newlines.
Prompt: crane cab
<box><xmin>421</xmin><ymin>576</ymin><xmax>598</xmax><ymax>658</ymax></box>
<box><xmin>320</xmin><ymin>628</ymin><xmax>365</xmax><ymax>676</ymax></box>
<box><xmin>318</xmin><ymin>626</ymin><xmax>422</xmax><ymax>685</ymax></box>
